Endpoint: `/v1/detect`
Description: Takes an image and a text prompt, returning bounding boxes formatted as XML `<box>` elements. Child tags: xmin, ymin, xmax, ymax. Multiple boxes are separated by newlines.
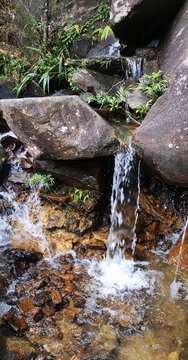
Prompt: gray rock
<box><xmin>142</xmin><ymin>60</ymin><xmax>158</xmax><ymax>76</ymax></box>
<box><xmin>160</xmin><ymin>0</ymin><xmax>188</xmax><ymax>78</ymax></box>
<box><xmin>133</xmin><ymin>61</ymin><xmax>188</xmax><ymax>187</ymax></box>
<box><xmin>110</xmin><ymin>0</ymin><xmax>185</xmax><ymax>46</ymax></box>
<box><xmin>0</xmin><ymin>78</ymin><xmax>16</xmax><ymax>99</ymax></box>
<box><xmin>65</xmin><ymin>56</ymin><xmax>142</xmax><ymax>76</ymax></box>
<box><xmin>127</xmin><ymin>90</ymin><xmax>150</xmax><ymax>109</ymax></box>
<box><xmin>20</xmin><ymin>80</ymin><xmax>43</xmax><ymax>98</ymax></box>
<box><xmin>0</xmin><ymin>96</ymin><xmax>119</xmax><ymax>160</ymax></box>
<box><xmin>72</xmin><ymin>68</ymin><xmax>124</xmax><ymax>96</ymax></box>
<box><xmin>133</xmin><ymin>0</ymin><xmax>188</xmax><ymax>187</ymax></box>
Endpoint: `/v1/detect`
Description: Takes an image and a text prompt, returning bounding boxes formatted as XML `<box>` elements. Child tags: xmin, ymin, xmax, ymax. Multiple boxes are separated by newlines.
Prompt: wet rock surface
<box><xmin>168</xmin><ymin>229</ymin><xmax>188</xmax><ymax>272</ymax></box>
<box><xmin>65</xmin><ymin>55</ymin><xmax>143</xmax><ymax>76</ymax></box>
<box><xmin>0</xmin><ymin>96</ymin><xmax>120</xmax><ymax>160</ymax></box>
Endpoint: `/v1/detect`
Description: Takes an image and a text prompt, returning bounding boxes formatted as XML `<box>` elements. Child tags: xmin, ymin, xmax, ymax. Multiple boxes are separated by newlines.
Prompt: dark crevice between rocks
<box><xmin>112</xmin><ymin>0</ymin><xmax>186</xmax><ymax>48</ymax></box>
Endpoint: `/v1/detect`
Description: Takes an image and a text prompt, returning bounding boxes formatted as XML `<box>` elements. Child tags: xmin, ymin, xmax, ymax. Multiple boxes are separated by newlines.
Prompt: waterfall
<box><xmin>125</xmin><ymin>57</ymin><xmax>143</xmax><ymax>79</ymax></box>
<box><xmin>0</xmin><ymin>147</ymin><xmax>50</xmax><ymax>257</ymax></box>
<box><xmin>107</xmin><ymin>142</ymin><xmax>140</xmax><ymax>258</ymax></box>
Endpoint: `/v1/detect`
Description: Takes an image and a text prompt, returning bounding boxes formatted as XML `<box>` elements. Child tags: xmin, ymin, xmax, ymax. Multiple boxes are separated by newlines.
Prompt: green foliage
<box><xmin>95</xmin><ymin>2</ymin><xmax>110</xmax><ymax>22</ymax></box>
<box><xmin>136</xmin><ymin>70</ymin><xmax>169</xmax><ymax>99</ymax></box>
<box><xmin>14</xmin><ymin>50</ymin><xmax>64</xmax><ymax>96</ymax></box>
<box><xmin>93</xmin><ymin>25</ymin><xmax>115</xmax><ymax>42</ymax></box>
<box><xmin>126</xmin><ymin>71</ymin><xmax>169</xmax><ymax>124</ymax></box>
<box><xmin>66</xmin><ymin>66</ymin><xmax>80</xmax><ymax>91</ymax></box>
<box><xmin>87</xmin><ymin>86</ymin><xmax>131</xmax><ymax>111</ymax></box>
<box><xmin>27</xmin><ymin>173</ymin><xmax>55</xmax><ymax>193</ymax></box>
<box><xmin>14</xmin><ymin>1</ymin><xmax>110</xmax><ymax>96</ymax></box>
<box><xmin>71</xmin><ymin>188</ymin><xmax>90</xmax><ymax>203</ymax></box>
<box><xmin>134</xmin><ymin>100</ymin><xmax>153</xmax><ymax>121</ymax></box>
<box><xmin>0</xmin><ymin>50</ymin><xmax>29</xmax><ymax>81</ymax></box>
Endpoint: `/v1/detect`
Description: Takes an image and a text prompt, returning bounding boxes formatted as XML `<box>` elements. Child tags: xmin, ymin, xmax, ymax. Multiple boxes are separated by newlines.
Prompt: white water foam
<box><xmin>84</xmin><ymin>255</ymin><xmax>158</xmax><ymax>299</ymax></box>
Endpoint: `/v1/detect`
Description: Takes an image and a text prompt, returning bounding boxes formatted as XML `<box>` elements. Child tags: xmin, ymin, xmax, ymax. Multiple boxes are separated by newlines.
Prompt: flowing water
<box><xmin>0</xmin><ymin>117</ymin><xmax>188</xmax><ymax>357</ymax></box>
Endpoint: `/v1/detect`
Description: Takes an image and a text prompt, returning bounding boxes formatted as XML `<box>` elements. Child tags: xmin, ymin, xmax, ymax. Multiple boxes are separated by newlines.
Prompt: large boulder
<box><xmin>72</xmin><ymin>68</ymin><xmax>123</xmax><ymax>95</ymax></box>
<box><xmin>133</xmin><ymin>1</ymin><xmax>188</xmax><ymax>188</ymax></box>
<box><xmin>159</xmin><ymin>0</ymin><xmax>188</xmax><ymax>78</ymax></box>
<box><xmin>110</xmin><ymin>0</ymin><xmax>185</xmax><ymax>46</ymax></box>
<box><xmin>0</xmin><ymin>96</ymin><xmax>119</xmax><ymax>160</ymax></box>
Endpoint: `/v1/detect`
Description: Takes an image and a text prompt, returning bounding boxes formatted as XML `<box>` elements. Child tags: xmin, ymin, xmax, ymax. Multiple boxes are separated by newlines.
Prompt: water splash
<box><xmin>0</xmin><ymin>152</ymin><xmax>50</xmax><ymax>257</ymax></box>
<box><xmin>85</xmin><ymin>255</ymin><xmax>154</xmax><ymax>298</ymax></box>
<box><xmin>84</xmin><ymin>143</ymin><xmax>149</xmax><ymax>297</ymax></box>
<box><xmin>109</xmin><ymin>39</ymin><xmax>120</xmax><ymax>56</ymax></box>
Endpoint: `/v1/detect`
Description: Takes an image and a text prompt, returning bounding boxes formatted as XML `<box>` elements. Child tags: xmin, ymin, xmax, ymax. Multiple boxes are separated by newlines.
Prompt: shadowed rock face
<box><xmin>0</xmin><ymin>96</ymin><xmax>119</xmax><ymax>160</ymax></box>
<box><xmin>110</xmin><ymin>0</ymin><xmax>185</xmax><ymax>46</ymax></box>
<box><xmin>133</xmin><ymin>62</ymin><xmax>188</xmax><ymax>187</ymax></box>
<box><xmin>133</xmin><ymin>1</ymin><xmax>188</xmax><ymax>188</ymax></box>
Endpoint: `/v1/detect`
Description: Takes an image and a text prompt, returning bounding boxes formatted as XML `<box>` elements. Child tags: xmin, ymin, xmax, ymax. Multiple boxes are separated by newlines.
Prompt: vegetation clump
<box><xmin>87</xmin><ymin>71</ymin><xmax>169</xmax><ymax>124</ymax></box>
<box><xmin>0</xmin><ymin>1</ymin><xmax>111</xmax><ymax>96</ymax></box>
<box><xmin>27</xmin><ymin>173</ymin><xmax>55</xmax><ymax>193</ymax></box>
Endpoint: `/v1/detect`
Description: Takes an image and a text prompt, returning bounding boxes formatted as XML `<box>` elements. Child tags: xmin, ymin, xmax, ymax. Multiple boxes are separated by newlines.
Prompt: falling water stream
<box><xmin>0</xmin><ymin>61</ymin><xmax>188</xmax><ymax>359</ymax></box>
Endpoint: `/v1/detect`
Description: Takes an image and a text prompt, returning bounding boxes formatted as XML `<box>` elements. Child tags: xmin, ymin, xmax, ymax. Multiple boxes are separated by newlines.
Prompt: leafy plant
<box><xmin>27</xmin><ymin>173</ymin><xmax>55</xmax><ymax>193</ymax></box>
<box><xmin>93</xmin><ymin>25</ymin><xmax>115</xmax><ymax>41</ymax></box>
<box><xmin>0</xmin><ymin>50</ymin><xmax>29</xmax><ymax>81</ymax></box>
<box><xmin>11</xmin><ymin>1</ymin><xmax>111</xmax><ymax>96</ymax></box>
<box><xmin>136</xmin><ymin>70</ymin><xmax>169</xmax><ymax>99</ymax></box>
<box><xmin>66</xmin><ymin>66</ymin><xmax>80</xmax><ymax>91</ymax></box>
<box><xmin>87</xmin><ymin>86</ymin><xmax>130</xmax><ymax>111</ymax></box>
<box><xmin>71</xmin><ymin>188</ymin><xmax>90</xmax><ymax>203</ymax></box>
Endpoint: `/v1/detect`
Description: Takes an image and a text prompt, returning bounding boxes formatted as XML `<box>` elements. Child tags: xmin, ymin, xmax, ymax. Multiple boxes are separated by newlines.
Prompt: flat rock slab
<box><xmin>0</xmin><ymin>96</ymin><xmax>119</xmax><ymax>160</ymax></box>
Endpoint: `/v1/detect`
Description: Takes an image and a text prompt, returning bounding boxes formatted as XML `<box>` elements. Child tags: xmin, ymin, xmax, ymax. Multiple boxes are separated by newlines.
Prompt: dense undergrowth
<box><xmin>87</xmin><ymin>70</ymin><xmax>169</xmax><ymax>123</ymax></box>
<box><xmin>0</xmin><ymin>2</ymin><xmax>111</xmax><ymax>95</ymax></box>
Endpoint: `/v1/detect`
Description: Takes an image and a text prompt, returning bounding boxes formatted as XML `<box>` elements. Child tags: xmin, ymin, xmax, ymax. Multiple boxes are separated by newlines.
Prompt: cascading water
<box><xmin>0</xmin><ymin>142</ymin><xmax>50</xmax><ymax>260</ymax></box>
<box><xmin>107</xmin><ymin>143</ymin><xmax>140</xmax><ymax>258</ymax></box>
<box><xmin>0</xmin><ymin>61</ymin><xmax>187</xmax><ymax>360</ymax></box>
<box><xmin>84</xmin><ymin>143</ymin><xmax>156</xmax><ymax>298</ymax></box>
<box><xmin>125</xmin><ymin>57</ymin><xmax>143</xmax><ymax>79</ymax></box>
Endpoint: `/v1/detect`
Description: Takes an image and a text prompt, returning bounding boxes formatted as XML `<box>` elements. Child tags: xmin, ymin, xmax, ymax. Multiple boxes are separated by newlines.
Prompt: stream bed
<box><xmin>0</xmin><ymin>139</ymin><xmax>187</xmax><ymax>360</ymax></box>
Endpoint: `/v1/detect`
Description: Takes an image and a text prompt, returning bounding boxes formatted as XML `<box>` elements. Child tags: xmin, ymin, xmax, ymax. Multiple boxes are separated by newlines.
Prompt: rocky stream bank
<box><xmin>0</xmin><ymin>0</ymin><xmax>188</xmax><ymax>359</ymax></box>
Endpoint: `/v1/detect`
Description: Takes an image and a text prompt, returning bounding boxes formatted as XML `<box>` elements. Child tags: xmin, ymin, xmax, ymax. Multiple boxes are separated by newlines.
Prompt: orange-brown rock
<box><xmin>17</xmin><ymin>297</ymin><xmax>43</xmax><ymax>322</ymax></box>
<box><xmin>168</xmin><ymin>229</ymin><xmax>188</xmax><ymax>272</ymax></box>
<box><xmin>3</xmin><ymin>313</ymin><xmax>28</xmax><ymax>335</ymax></box>
<box><xmin>51</xmin><ymin>290</ymin><xmax>63</xmax><ymax>309</ymax></box>
<box><xmin>62</xmin><ymin>282</ymin><xmax>76</xmax><ymax>295</ymax></box>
